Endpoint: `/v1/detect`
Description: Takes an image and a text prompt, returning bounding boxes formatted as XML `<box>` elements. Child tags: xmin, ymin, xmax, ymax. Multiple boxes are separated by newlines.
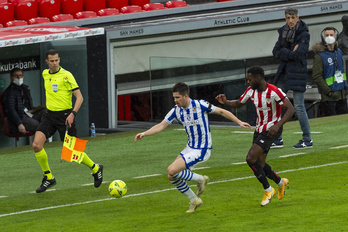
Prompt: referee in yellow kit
<box><xmin>32</xmin><ymin>49</ymin><xmax>103</xmax><ymax>193</ymax></box>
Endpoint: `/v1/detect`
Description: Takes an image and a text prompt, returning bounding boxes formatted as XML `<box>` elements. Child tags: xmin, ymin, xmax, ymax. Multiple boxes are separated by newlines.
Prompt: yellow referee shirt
<box><xmin>42</xmin><ymin>67</ymin><xmax>79</xmax><ymax>111</ymax></box>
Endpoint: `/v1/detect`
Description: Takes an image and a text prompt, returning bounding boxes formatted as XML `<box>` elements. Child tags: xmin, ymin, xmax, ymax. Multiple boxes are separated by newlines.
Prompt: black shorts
<box><xmin>252</xmin><ymin>126</ymin><xmax>283</xmax><ymax>154</ymax></box>
<box><xmin>37</xmin><ymin>109</ymin><xmax>77</xmax><ymax>141</ymax></box>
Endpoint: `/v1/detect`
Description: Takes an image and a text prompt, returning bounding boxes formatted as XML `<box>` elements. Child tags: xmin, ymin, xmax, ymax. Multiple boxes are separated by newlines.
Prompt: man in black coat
<box><xmin>2</xmin><ymin>68</ymin><xmax>44</xmax><ymax>134</ymax></box>
<box><xmin>272</xmin><ymin>7</ymin><xmax>313</xmax><ymax>149</ymax></box>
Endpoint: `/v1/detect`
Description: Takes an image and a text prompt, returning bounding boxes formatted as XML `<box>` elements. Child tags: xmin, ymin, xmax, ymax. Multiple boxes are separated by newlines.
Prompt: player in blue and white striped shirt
<box><xmin>134</xmin><ymin>82</ymin><xmax>252</xmax><ymax>213</ymax></box>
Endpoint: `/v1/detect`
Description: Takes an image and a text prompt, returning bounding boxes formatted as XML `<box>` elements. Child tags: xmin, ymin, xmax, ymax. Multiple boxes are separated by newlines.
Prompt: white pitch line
<box><xmin>279</xmin><ymin>153</ymin><xmax>306</xmax><ymax>158</ymax></box>
<box><xmin>29</xmin><ymin>189</ymin><xmax>57</xmax><ymax>194</ymax></box>
<box><xmin>133</xmin><ymin>174</ymin><xmax>162</xmax><ymax>179</ymax></box>
<box><xmin>330</xmin><ymin>145</ymin><xmax>348</xmax><ymax>150</ymax></box>
<box><xmin>1</xmin><ymin>161</ymin><xmax>347</xmax><ymax>218</ymax></box>
<box><xmin>193</xmin><ymin>166</ymin><xmax>210</xmax><ymax>170</ymax></box>
<box><xmin>231</xmin><ymin>131</ymin><xmax>254</xmax><ymax>134</ymax></box>
<box><xmin>0</xmin><ymin>196</ymin><xmax>8</xmax><ymax>198</ymax></box>
<box><xmin>293</xmin><ymin>131</ymin><xmax>322</xmax><ymax>134</ymax></box>
<box><xmin>231</xmin><ymin>162</ymin><xmax>246</xmax><ymax>165</ymax></box>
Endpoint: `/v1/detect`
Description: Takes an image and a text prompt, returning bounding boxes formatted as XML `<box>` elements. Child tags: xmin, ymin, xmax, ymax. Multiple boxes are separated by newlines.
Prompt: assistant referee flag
<box><xmin>61</xmin><ymin>132</ymin><xmax>88</xmax><ymax>163</ymax></box>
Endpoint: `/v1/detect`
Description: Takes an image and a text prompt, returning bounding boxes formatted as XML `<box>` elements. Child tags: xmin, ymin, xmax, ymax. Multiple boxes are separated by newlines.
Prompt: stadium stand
<box><xmin>106</xmin><ymin>0</ymin><xmax>128</xmax><ymax>10</ymax></box>
<box><xmin>129</xmin><ymin>0</ymin><xmax>150</xmax><ymax>8</ymax></box>
<box><xmin>61</xmin><ymin>0</ymin><xmax>83</xmax><ymax>16</ymax></box>
<box><xmin>165</xmin><ymin>1</ymin><xmax>188</xmax><ymax>8</ymax></box>
<box><xmin>14</xmin><ymin>0</ymin><xmax>37</xmax><ymax>21</ymax></box>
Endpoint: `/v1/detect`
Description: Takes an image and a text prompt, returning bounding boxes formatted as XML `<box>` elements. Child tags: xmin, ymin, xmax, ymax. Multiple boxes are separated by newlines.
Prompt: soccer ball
<box><xmin>109</xmin><ymin>180</ymin><xmax>127</xmax><ymax>198</ymax></box>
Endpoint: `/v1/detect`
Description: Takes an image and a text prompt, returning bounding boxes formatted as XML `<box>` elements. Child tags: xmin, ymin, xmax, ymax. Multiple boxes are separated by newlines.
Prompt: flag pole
<box><xmin>60</xmin><ymin>124</ymin><xmax>69</xmax><ymax>163</ymax></box>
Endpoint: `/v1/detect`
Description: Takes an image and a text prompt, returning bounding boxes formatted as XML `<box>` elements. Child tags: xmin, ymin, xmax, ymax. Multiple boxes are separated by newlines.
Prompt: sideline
<box><xmin>0</xmin><ymin>161</ymin><xmax>347</xmax><ymax>218</ymax></box>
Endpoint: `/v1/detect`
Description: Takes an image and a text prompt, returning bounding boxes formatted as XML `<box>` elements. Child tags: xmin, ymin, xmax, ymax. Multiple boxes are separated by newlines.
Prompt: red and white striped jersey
<box><xmin>239</xmin><ymin>83</ymin><xmax>287</xmax><ymax>133</ymax></box>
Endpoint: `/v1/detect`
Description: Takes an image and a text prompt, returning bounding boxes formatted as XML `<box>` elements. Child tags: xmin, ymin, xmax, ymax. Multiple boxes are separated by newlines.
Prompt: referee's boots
<box><xmin>36</xmin><ymin>176</ymin><xmax>56</xmax><ymax>193</ymax></box>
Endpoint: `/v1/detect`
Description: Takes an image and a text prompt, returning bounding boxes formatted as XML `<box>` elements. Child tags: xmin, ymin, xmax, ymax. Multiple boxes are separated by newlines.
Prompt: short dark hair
<box><xmin>46</xmin><ymin>49</ymin><xmax>59</xmax><ymax>59</ymax></box>
<box><xmin>285</xmin><ymin>8</ymin><xmax>298</xmax><ymax>16</ymax></box>
<box><xmin>247</xmin><ymin>66</ymin><xmax>264</xmax><ymax>78</ymax></box>
<box><xmin>10</xmin><ymin>67</ymin><xmax>23</xmax><ymax>76</ymax></box>
<box><xmin>172</xmin><ymin>82</ymin><xmax>190</xmax><ymax>96</ymax></box>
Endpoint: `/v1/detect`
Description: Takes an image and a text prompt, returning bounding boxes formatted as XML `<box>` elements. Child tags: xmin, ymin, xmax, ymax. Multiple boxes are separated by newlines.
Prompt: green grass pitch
<box><xmin>0</xmin><ymin>115</ymin><xmax>347</xmax><ymax>231</ymax></box>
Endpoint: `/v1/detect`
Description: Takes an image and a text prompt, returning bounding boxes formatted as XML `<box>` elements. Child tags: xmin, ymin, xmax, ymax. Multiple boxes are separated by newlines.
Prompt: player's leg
<box><xmin>33</xmin><ymin>131</ymin><xmax>56</xmax><ymax>193</ymax></box>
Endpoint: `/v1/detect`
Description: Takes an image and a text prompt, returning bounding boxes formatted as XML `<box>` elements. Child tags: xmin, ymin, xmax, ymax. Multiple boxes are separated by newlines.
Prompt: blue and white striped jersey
<box><xmin>164</xmin><ymin>99</ymin><xmax>216</xmax><ymax>149</ymax></box>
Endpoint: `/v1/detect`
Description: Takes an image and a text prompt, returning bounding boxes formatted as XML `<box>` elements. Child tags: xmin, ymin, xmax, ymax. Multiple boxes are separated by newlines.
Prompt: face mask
<box><xmin>325</xmin><ymin>36</ymin><xmax>336</xmax><ymax>45</ymax></box>
<box><xmin>13</xmin><ymin>78</ymin><xmax>24</xmax><ymax>86</ymax></box>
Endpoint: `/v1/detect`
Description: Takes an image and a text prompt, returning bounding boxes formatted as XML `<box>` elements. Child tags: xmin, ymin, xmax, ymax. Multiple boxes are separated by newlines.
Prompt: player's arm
<box><xmin>267</xmin><ymin>98</ymin><xmax>295</xmax><ymax>137</ymax></box>
<box><xmin>215</xmin><ymin>94</ymin><xmax>244</xmax><ymax>108</ymax></box>
<box><xmin>134</xmin><ymin>120</ymin><xmax>170</xmax><ymax>142</ymax></box>
<box><xmin>66</xmin><ymin>89</ymin><xmax>83</xmax><ymax>127</ymax></box>
<box><xmin>212</xmin><ymin>107</ymin><xmax>252</xmax><ymax>130</ymax></box>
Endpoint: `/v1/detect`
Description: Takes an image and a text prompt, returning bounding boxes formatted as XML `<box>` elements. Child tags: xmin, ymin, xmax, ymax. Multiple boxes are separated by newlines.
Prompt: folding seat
<box><xmin>0</xmin><ymin>0</ymin><xmax>8</xmax><ymax>3</ymax></box>
<box><xmin>97</xmin><ymin>8</ymin><xmax>119</xmax><ymax>16</ymax></box>
<box><xmin>142</xmin><ymin>3</ymin><xmax>164</xmax><ymax>11</ymax></box>
<box><xmin>37</xmin><ymin>0</ymin><xmax>60</xmax><ymax>20</ymax></box>
<box><xmin>106</xmin><ymin>0</ymin><xmax>127</xmax><ymax>10</ymax></box>
<box><xmin>75</xmin><ymin>11</ymin><xmax>97</xmax><ymax>19</ymax></box>
<box><xmin>28</xmin><ymin>16</ymin><xmax>50</xmax><ymax>24</ymax></box>
<box><xmin>165</xmin><ymin>0</ymin><xmax>188</xmax><ymax>8</ymax></box>
<box><xmin>51</xmin><ymin>13</ymin><xmax>73</xmax><ymax>21</ymax></box>
<box><xmin>129</xmin><ymin>0</ymin><xmax>149</xmax><ymax>8</ymax></box>
<box><xmin>83</xmin><ymin>0</ymin><xmax>105</xmax><ymax>12</ymax></box>
<box><xmin>5</xmin><ymin>19</ymin><xmax>27</xmax><ymax>27</ymax></box>
<box><xmin>0</xmin><ymin>2</ymin><xmax>14</xmax><ymax>25</ymax></box>
<box><xmin>120</xmin><ymin>5</ymin><xmax>142</xmax><ymax>14</ymax></box>
<box><xmin>14</xmin><ymin>0</ymin><xmax>37</xmax><ymax>21</ymax></box>
<box><xmin>61</xmin><ymin>0</ymin><xmax>82</xmax><ymax>16</ymax></box>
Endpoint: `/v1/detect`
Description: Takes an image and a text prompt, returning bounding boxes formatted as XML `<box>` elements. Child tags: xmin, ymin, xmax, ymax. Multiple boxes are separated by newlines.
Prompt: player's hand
<box><xmin>239</xmin><ymin>121</ymin><xmax>252</xmax><ymax>130</ymax></box>
<box><xmin>65</xmin><ymin>113</ymin><xmax>75</xmax><ymax>128</ymax></box>
<box><xmin>134</xmin><ymin>133</ymin><xmax>145</xmax><ymax>142</ymax></box>
<box><xmin>215</xmin><ymin>94</ymin><xmax>228</xmax><ymax>105</ymax></box>
<box><xmin>267</xmin><ymin>124</ymin><xmax>280</xmax><ymax>137</ymax></box>
<box><xmin>18</xmin><ymin>124</ymin><xmax>26</xmax><ymax>134</ymax></box>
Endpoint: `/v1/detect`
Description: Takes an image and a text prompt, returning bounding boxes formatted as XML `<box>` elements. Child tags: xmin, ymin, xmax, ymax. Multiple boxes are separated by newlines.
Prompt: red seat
<box><xmin>75</xmin><ymin>11</ymin><xmax>97</xmax><ymax>19</ymax></box>
<box><xmin>165</xmin><ymin>1</ymin><xmax>188</xmax><ymax>8</ymax></box>
<box><xmin>0</xmin><ymin>0</ymin><xmax>8</xmax><ymax>3</ymax></box>
<box><xmin>106</xmin><ymin>0</ymin><xmax>127</xmax><ymax>10</ymax></box>
<box><xmin>51</xmin><ymin>13</ymin><xmax>73</xmax><ymax>21</ymax></box>
<box><xmin>28</xmin><ymin>16</ymin><xmax>50</xmax><ymax>24</ymax></box>
<box><xmin>129</xmin><ymin>0</ymin><xmax>149</xmax><ymax>8</ymax></box>
<box><xmin>97</xmin><ymin>8</ymin><xmax>119</xmax><ymax>16</ymax></box>
<box><xmin>0</xmin><ymin>93</ymin><xmax>34</xmax><ymax>147</ymax></box>
<box><xmin>120</xmin><ymin>5</ymin><xmax>142</xmax><ymax>14</ymax></box>
<box><xmin>0</xmin><ymin>3</ymin><xmax>14</xmax><ymax>25</ymax></box>
<box><xmin>5</xmin><ymin>19</ymin><xmax>27</xmax><ymax>26</ymax></box>
<box><xmin>83</xmin><ymin>0</ymin><xmax>105</xmax><ymax>12</ymax></box>
<box><xmin>0</xmin><ymin>24</ymin><xmax>3</xmax><ymax>28</ymax></box>
<box><xmin>37</xmin><ymin>0</ymin><xmax>60</xmax><ymax>20</ymax></box>
<box><xmin>142</xmin><ymin>3</ymin><xmax>164</xmax><ymax>11</ymax></box>
<box><xmin>14</xmin><ymin>0</ymin><xmax>37</xmax><ymax>21</ymax></box>
<box><xmin>61</xmin><ymin>0</ymin><xmax>82</xmax><ymax>16</ymax></box>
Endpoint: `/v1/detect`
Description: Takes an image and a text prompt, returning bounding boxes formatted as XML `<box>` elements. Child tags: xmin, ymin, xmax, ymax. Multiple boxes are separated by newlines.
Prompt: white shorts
<box><xmin>180</xmin><ymin>145</ymin><xmax>211</xmax><ymax>170</ymax></box>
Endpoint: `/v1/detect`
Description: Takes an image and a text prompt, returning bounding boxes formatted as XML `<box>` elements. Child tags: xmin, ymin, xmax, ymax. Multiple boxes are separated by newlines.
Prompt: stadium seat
<box><xmin>83</xmin><ymin>0</ymin><xmax>105</xmax><ymax>12</ymax></box>
<box><xmin>61</xmin><ymin>0</ymin><xmax>82</xmax><ymax>16</ymax></box>
<box><xmin>14</xmin><ymin>0</ymin><xmax>37</xmax><ymax>21</ymax></box>
<box><xmin>105</xmin><ymin>0</ymin><xmax>127</xmax><ymax>10</ymax></box>
<box><xmin>5</xmin><ymin>19</ymin><xmax>27</xmax><ymax>26</ymax></box>
<box><xmin>165</xmin><ymin>0</ymin><xmax>188</xmax><ymax>8</ymax></box>
<box><xmin>37</xmin><ymin>0</ymin><xmax>60</xmax><ymax>20</ymax></box>
<box><xmin>0</xmin><ymin>24</ymin><xmax>3</xmax><ymax>28</ymax></box>
<box><xmin>142</xmin><ymin>3</ymin><xmax>165</xmax><ymax>11</ymax></box>
<box><xmin>28</xmin><ymin>16</ymin><xmax>50</xmax><ymax>24</ymax></box>
<box><xmin>120</xmin><ymin>5</ymin><xmax>142</xmax><ymax>14</ymax></box>
<box><xmin>0</xmin><ymin>0</ymin><xmax>8</xmax><ymax>3</ymax></box>
<box><xmin>97</xmin><ymin>8</ymin><xmax>120</xmax><ymax>16</ymax></box>
<box><xmin>129</xmin><ymin>0</ymin><xmax>149</xmax><ymax>8</ymax></box>
<box><xmin>51</xmin><ymin>13</ymin><xmax>73</xmax><ymax>21</ymax></box>
<box><xmin>0</xmin><ymin>3</ymin><xmax>14</xmax><ymax>26</ymax></box>
<box><xmin>75</xmin><ymin>11</ymin><xmax>98</xmax><ymax>19</ymax></box>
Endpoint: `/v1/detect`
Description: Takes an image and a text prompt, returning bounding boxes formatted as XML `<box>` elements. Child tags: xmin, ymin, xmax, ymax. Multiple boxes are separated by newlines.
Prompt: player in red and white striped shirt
<box><xmin>216</xmin><ymin>66</ymin><xmax>295</xmax><ymax>206</ymax></box>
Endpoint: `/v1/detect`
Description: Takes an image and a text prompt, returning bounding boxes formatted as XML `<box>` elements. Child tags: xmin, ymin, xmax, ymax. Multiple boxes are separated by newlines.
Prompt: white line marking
<box><xmin>133</xmin><ymin>174</ymin><xmax>162</xmax><ymax>179</ymax></box>
<box><xmin>231</xmin><ymin>162</ymin><xmax>246</xmax><ymax>165</ymax></box>
<box><xmin>29</xmin><ymin>189</ymin><xmax>57</xmax><ymax>194</ymax></box>
<box><xmin>193</xmin><ymin>166</ymin><xmax>210</xmax><ymax>170</ymax></box>
<box><xmin>293</xmin><ymin>131</ymin><xmax>322</xmax><ymax>134</ymax></box>
<box><xmin>231</xmin><ymin>131</ymin><xmax>254</xmax><ymax>134</ymax></box>
<box><xmin>1</xmin><ymin>161</ymin><xmax>347</xmax><ymax>218</ymax></box>
<box><xmin>279</xmin><ymin>153</ymin><xmax>306</xmax><ymax>158</ymax></box>
<box><xmin>0</xmin><ymin>196</ymin><xmax>8</xmax><ymax>198</ymax></box>
<box><xmin>82</xmin><ymin>181</ymin><xmax>108</xmax><ymax>186</ymax></box>
<box><xmin>330</xmin><ymin>145</ymin><xmax>348</xmax><ymax>150</ymax></box>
